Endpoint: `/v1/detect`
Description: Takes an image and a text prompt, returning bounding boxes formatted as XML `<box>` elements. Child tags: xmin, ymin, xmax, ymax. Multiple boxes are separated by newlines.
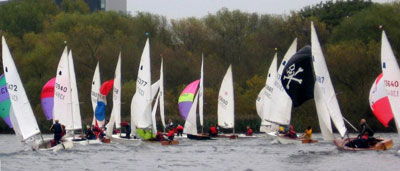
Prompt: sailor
<box><xmin>121</xmin><ymin>121</ymin><xmax>131</xmax><ymax>139</ymax></box>
<box><xmin>85</xmin><ymin>125</ymin><xmax>96</xmax><ymax>140</ymax></box>
<box><xmin>246</xmin><ymin>126</ymin><xmax>253</xmax><ymax>136</ymax></box>
<box><xmin>176</xmin><ymin>124</ymin><xmax>184</xmax><ymax>136</ymax></box>
<box><xmin>50</xmin><ymin>120</ymin><xmax>63</xmax><ymax>145</ymax></box>
<box><xmin>304</xmin><ymin>126</ymin><xmax>312</xmax><ymax>139</ymax></box>
<box><xmin>167</xmin><ymin>129</ymin><xmax>175</xmax><ymax>142</ymax></box>
<box><xmin>168</xmin><ymin>119</ymin><xmax>174</xmax><ymax>129</ymax></box>
<box><xmin>284</xmin><ymin>125</ymin><xmax>297</xmax><ymax>138</ymax></box>
<box><xmin>209</xmin><ymin>124</ymin><xmax>218</xmax><ymax>137</ymax></box>
<box><xmin>155</xmin><ymin>130</ymin><xmax>164</xmax><ymax>141</ymax></box>
<box><xmin>358</xmin><ymin>119</ymin><xmax>374</xmax><ymax>139</ymax></box>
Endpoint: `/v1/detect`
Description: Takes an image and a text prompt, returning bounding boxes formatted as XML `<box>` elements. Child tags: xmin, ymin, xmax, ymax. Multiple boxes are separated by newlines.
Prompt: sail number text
<box><xmin>384</xmin><ymin>80</ymin><xmax>399</xmax><ymax>87</ymax></box>
<box><xmin>137</xmin><ymin>77</ymin><xmax>148</xmax><ymax>86</ymax></box>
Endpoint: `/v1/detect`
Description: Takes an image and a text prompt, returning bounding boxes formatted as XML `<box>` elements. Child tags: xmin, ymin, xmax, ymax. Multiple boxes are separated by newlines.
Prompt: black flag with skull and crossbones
<box><xmin>281</xmin><ymin>45</ymin><xmax>315</xmax><ymax>107</ymax></box>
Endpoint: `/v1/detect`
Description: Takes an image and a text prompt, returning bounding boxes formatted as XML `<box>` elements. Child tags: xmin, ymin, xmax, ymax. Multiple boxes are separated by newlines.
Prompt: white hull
<box><xmin>33</xmin><ymin>138</ymin><xmax>73</xmax><ymax>151</ymax></box>
<box><xmin>274</xmin><ymin>135</ymin><xmax>302</xmax><ymax>145</ymax></box>
<box><xmin>64</xmin><ymin>137</ymin><xmax>102</xmax><ymax>145</ymax></box>
<box><xmin>109</xmin><ymin>134</ymin><xmax>142</xmax><ymax>146</ymax></box>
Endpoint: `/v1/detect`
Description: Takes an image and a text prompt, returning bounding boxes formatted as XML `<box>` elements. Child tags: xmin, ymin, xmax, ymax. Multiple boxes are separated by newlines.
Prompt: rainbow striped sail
<box><xmin>41</xmin><ymin>77</ymin><xmax>55</xmax><ymax>120</ymax></box>
<box><xmin>0</xmin><ymin>74</ymin><xmax>12</xmax><ymax>128</ymax></box>
<box><xmin>178</xmin><ymin>79</ymin><xmax>200</xmax><ymax>120</ymax></box>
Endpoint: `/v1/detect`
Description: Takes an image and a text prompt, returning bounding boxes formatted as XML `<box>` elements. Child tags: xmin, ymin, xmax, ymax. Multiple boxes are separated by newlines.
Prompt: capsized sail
<box><xmin>218</xmin><ymin>65</ymin><xmax>234</xmax><ymax>129</ymax></box>
<box><xmin>369</xmin><ymin>73</ymin><xmax>393</xmax><ymax>127</ymax></box>
<box><xmin>41</xmin><ymin>77</ymin><xmax>55</xmax><ymax>120</ymax></box>
<box><xmin>281</xmin><ymin>45</ymin><xmax>315</xmax><ymax>107</ymax></box>
<box><xmin>178</xmin><ymin>79</ymin><xmax>200</xmax><ymax>120</ymax></box>
<box><xmin>0</xmin><ymin>74</ymin><xmax>12</xmax><ymax>128</ymax></box>
<box><xmin>380</xmin><ymin>31</ymin><xmax>400</xmax><ymax>135</ymax></box>
<box><xmin>2</xmin><ymin>36</ymin><xmax>40</xmax><ymax>141</ymax></box>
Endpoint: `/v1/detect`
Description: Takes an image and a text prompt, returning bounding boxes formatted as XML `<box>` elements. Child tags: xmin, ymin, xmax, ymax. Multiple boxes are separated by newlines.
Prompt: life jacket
<box><xmin>177</xmin><ymin>125</ymin><xmax>184</xmax><ymax>130</ymax></box>
<box><xmin>305</xmin><ymin>129</ymin><xmax>312</xmax><ymax>139</ymax></box>
<box><xmin>52</xmin><ymin>123</ymin><xmax>62</xmax><ymax>134</ymax></box>
<box><xmin>210</xmin><ymin>126</ymin><xmax>217</xmax><ymax>134</ymax></box>
<box><xmin>168</xmin><ymin>130</ymin><xmax>175</xmax><ymax>137</ymax></box>
<box><xmin>361</xmin><ymin>134</ymin><xmax>368</xmax><ymax>140</ymax></box>
<box><xmin>246</xmin><ymin>128</ymin><xmax>253</xmax><ymax>136</ymax></box>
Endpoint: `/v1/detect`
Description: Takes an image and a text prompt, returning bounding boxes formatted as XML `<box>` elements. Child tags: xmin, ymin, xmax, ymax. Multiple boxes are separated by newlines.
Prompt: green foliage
<box><xmin>0</xmin><ymin>0</ymin><xmax>399</xmax><ymax>133</ymax></box>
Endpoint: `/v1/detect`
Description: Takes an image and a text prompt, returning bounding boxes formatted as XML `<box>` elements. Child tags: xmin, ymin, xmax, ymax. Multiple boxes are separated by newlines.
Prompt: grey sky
<box><xmin>127</xmin><ymin>0</ymin><xmax>397</xmax><ymax>19</ymax></box>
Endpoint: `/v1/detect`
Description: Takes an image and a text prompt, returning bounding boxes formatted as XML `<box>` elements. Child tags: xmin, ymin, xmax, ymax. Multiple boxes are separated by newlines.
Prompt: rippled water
<box><xmin>1</xmin><ymin>133</ymin><xmax>400</xmax><ymax>171</ymax></box>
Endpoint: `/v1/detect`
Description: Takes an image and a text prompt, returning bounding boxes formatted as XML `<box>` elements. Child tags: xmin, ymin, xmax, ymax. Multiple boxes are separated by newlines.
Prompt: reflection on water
<box><xmin>0</xmin><ymin>133</ymin><xmax>400</xmax><ymax>171</ymax></box>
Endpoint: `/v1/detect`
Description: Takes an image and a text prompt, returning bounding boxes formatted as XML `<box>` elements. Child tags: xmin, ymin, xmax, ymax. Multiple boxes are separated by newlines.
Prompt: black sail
<box><xmin>281</xmin><ymin>45</ymin><xmax>315</xmax><ymax>107</ymax></box>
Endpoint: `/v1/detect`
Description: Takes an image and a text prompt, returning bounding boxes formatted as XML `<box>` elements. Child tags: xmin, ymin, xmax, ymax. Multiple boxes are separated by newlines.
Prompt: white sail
<box><xmin>151</xmin><ymin>92</ymin><xmax>160</xmax><ymax>133</ymax></box>
<box><xmin>266</xmin><ymin>39</ymin><xmax>297</xmax><ymax>125</ymax></box>
<box><xmin>68</xmin><ymin>50</ymin><xmax>82</xmax><ymax>130</ymax></box>
<box><xmin>218</xmin><ymin>65</ymin><xmax>234</xmax><ymax>129</ymax></box>
<box><xmin>159</xmin><ymin>59</ymin><xmax>166</xmax><ymax>128</ymax></box>
<box><xmin>132</xmin><ymin>38</ymin><xmax>152</xmax><ymax>129</ymax></box>
<box><xmin>184</xmin><ymin>91</ymin><xmax>200</xmax><ymax>135</ymax></box>
<box><xmin>260</xmin><ymin>53</ymin><xmax>279</xmax><ymax>132</ymax></box>
<box><xmin>311</xmin><ymin>22</ymin><xmax>346</xmax><ymax>139</ymax></box>
<box><xmin>91</xmin><ymin>62</ymin><xmax>101</xmax><ymax>125</ymax></box>
<box><xmin>151</xmin><ymin>79</ymin><xmax>160</xmax><ymax>100</ymax></box>
<box><xmin>256</xmin><ymin>88</ymin><xmax>265</xmax><ymax>118</ymax></box>
<box><xmin>2</xmin><ymin>36</ymin><xmax>40</xmax><ymax>141</ymax></box>
<box><xmin>53</xmin><ymin>47</ymin><xmax>73</xmax><ymax>130</ymax></box>
<box><xmin>381</xmin><ymin>31</ymin><xmax>400</xmax><ymax>134</ymax></box>
<box><xmin>112</xmin><ymin>54</ymin><xmax>122</xmax><ymax>129</ymax></box>
<box><xmin>199</xmin><ymin>55</ymin><xmax>204</xmax><ymax>127</ymax></box>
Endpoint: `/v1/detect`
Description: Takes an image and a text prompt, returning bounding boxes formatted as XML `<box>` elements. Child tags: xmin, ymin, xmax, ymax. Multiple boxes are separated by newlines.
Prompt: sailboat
<box><xmin>2</xmin><ymin>36</ymin><xmax>72</xmax><ymax>150</ymax></box>
<box><xmin>183</xmin><ymin>56</ymin><xmax>211</xmax><ymax>140</ymax></box>
<box><xmin>217</xmin><ymin>65</ymin><xmax>237</xmax><ymax>138</ymax></box>
<box><xmin>104</xmin><ymin>53</ymin><xmax>141</xmax><ymax>146</ymax></box>
<box><xmin>257</xmin><ymin>53</ymin><xmax>279</xmax><ymax>134</ymax></box>
<box><xmin>334</xmin><ymin>31</ymin><xmax>395</xmax><ymax>151</ymax></box>
<box><xmin>263</xmin><ymin>39</ymin><xmax>297</xmax><ymax>137</ymax></box>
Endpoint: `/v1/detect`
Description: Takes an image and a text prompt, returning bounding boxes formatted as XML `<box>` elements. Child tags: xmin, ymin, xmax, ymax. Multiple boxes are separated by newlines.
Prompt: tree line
<box><xmin>0</xmin><ymin>0</ymin><xmax>400</xmax><ymax>133</ymax></box>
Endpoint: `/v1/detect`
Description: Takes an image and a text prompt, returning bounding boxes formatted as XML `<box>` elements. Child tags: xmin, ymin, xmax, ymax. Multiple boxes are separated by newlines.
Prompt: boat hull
<box><xmin>187</xmin><ymin>134</ymin><xmax>211</xmax><ymax>140</ymax></box>
<box><xmin>33</xmin><ymin>138</ymin><xmax>73</xmax><ymax>151</ymax></box>
<box><xmin>160</xmin><ymin>140</ymin><xmax>179</xmax><ymax>145</ymax></box>
<box><xmin>333</xmin><ymin>137</ymin><xmax>393</xmax><ymax>151</ymax></box>
<box><xmin>275</xmin><ymin>135</ymin><xmax>318</xmax><ymax>144</ymax></box>
<box><xmin>108</xmin><ymin>134</ymin><xmax>142</xmax><ymax>146</ymax></box>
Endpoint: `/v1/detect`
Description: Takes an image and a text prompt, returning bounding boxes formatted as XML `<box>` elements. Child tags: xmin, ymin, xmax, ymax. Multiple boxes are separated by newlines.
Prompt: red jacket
<box><xmin>177</xmin><ymin>125</ymin><xmax>184</xmax><ymax>131</ymax></box>
<box><xmin>167</xmin><ymin>130</ymin><xmax>175</xmax><ymax>137</ymax></box>
<box><xmin>210</xmin><ymin>126</ymin><xmax>217</xmax><ymax>134</ymax></box>
<box><xmin>246</xmin><ymin>128</ymin><xmax>253</xmax><ymax>136</ymax></box>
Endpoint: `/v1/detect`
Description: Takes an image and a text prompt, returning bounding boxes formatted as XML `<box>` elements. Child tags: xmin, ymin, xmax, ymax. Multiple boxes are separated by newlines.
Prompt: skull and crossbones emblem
<box><xmin>283</xmin><ymin>64</ymin><xmax>304</xmax><ymax>89</ymax></box>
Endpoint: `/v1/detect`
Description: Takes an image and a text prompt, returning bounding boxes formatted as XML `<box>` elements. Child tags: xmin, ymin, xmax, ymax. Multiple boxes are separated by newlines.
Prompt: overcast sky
<box><xmin>127</xmin><ymin>0</ymin><xmax>397</xmax><ymax>19</ymax></box>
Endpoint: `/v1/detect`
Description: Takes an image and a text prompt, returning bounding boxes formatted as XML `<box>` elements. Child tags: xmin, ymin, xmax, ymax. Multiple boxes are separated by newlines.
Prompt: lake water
<box><xmin>0</xmin><ymin>133</ymin><xmax>400</xmax><ymax>171</ymax></box>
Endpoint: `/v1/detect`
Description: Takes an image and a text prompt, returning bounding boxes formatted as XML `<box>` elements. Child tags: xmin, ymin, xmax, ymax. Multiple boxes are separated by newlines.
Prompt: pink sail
<box><xmin>369</xmin><ymin>73</ymin><xmax>394</xmax><ymax>127</ymax></box>
<box><xmin>178</xmin><ymin>79</ymin><xmax>200</xmax><ymax>120</ymax></box>
<box><xmin>41</xmin><ymin>77</ymin><xmax>56</xmax><ymax>120</ymax></box>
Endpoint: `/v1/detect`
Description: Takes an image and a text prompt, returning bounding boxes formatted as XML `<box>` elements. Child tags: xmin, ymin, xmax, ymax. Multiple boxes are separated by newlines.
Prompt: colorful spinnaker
<box><xmin>369</xmin><ymin>73</ymin><xmax>394</xmax><ymax>127</ymax></box>
<box><xmin>0</xmin><ymin>74</ymin><xmax>12</xmax><ymax>128</ymax></box>
<box><xmin>178</xmin><ymin>79</ymin><xmax>200</xmax><ymax>120</ymax></box>
<box><xmin>41</xmin><ymin>77</ymin><xmax>55</xmax><ymax>120</ymax></box>
<box><xmin>95</xmin><ymin>79</ymin><xmax>114</xmax><ymax>127</ymax></box>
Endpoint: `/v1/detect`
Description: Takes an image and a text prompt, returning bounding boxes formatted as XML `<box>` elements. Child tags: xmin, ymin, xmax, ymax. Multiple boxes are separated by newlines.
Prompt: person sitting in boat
<box><xmin>120</xmin><ymin>121</ymin><xmax>131</xmax><ymax>139</ymax></box>
<box><xmin>209</xmin><ymin>124</ymin><xmax>218</xmax><ymax>137</ymax></box>
<box><xmin>358</xmin><ymin>119</ymin><xmax>374</xmax><ymax>139</ymax></box>
<box><xmin>155</xmin><ymin>130</ymin><xmax>164</xmax><ymax>141</ymax></box>
<box><xmin>86</xmin><ymin>125</ymin><xmax>96</xmax><ymax>140</ymax></box>
<box><xmin>278</xmin><ymin>126</ymin><xmax>285</xmax><ymax>134</ymax></box>
<box><xmin>176</xmin><ymin>124</ymin><xmax>184</xmax><ymax>136</ymax></box>
<box><xmin>284</xmin><ymin>125</ymin><xmax>297</xmax><ymax>138</ymax></box>
<box><xmin>246</xmin><ymin>126</ymin><xmax>253</xmax><ymax>136</ymax></box>
<box><xmin>50</xmin><ymin>120</ymin><xmax>64</xmax><ymax>146</ymax></box>
<box><xmin>99</xmin><ymin>127</ymin><xmax>106</xmax><ymax>140</ymax></box>
<box><xmin>304</xmin><ymin>126</ymin><xmax>312</xmax><ymax>140</ymax></box>
<box><xmin>167</xmin><ymin>129</ymin><xmax>175</xmax><ymax>141</ymax></box>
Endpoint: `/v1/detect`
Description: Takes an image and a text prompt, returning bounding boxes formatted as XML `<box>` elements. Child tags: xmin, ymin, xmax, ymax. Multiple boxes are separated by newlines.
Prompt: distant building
<box><xmin>55</xmin><ymin>0</ymin><xmax>126</xmax><ymax>13</ymax></box>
